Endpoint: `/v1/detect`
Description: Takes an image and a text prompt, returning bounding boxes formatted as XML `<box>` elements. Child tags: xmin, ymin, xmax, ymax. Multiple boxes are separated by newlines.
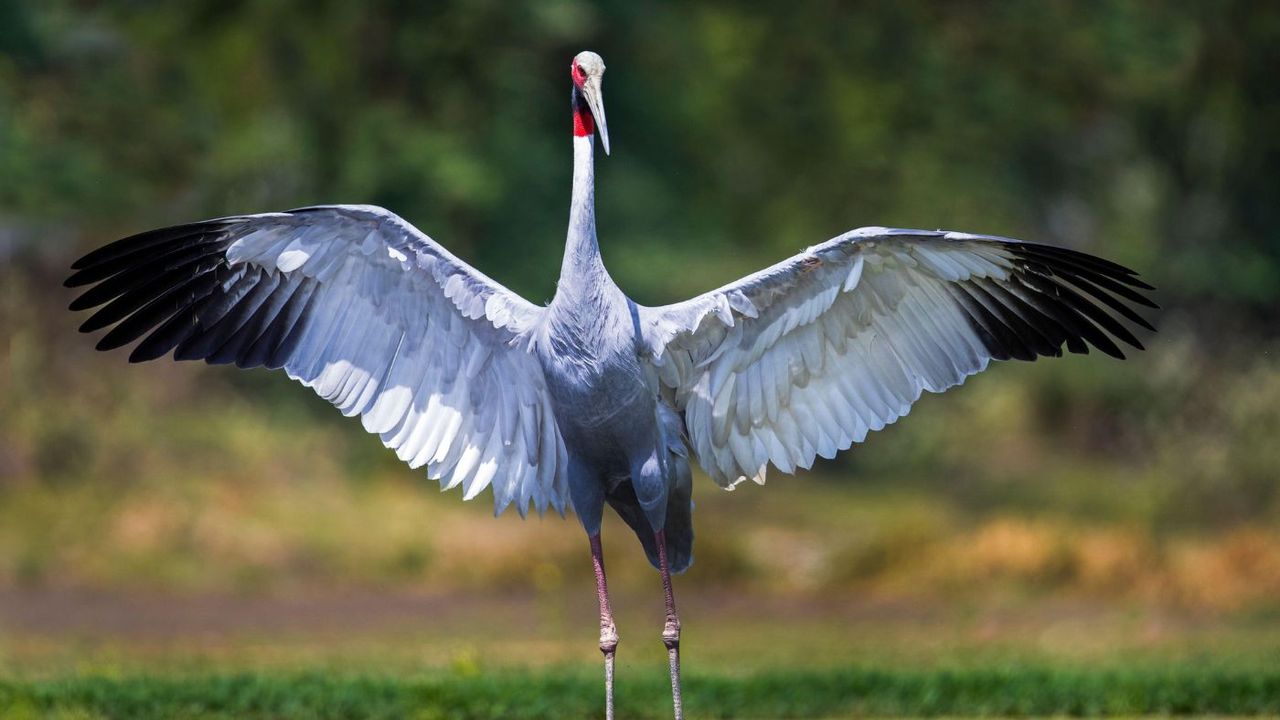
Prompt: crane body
<box><xmin>544</xmin><ymin>128</ymin><xmax>695</xmax><ymax>573</ymax></box>
<box><xmin>66</xmin><ymin>51</ymin><xmax>1155</xmax><ymax>720</ymax></box>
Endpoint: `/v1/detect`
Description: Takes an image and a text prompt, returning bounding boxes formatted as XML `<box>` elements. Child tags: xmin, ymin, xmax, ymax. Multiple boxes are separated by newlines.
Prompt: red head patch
<box><xmin>571</xmin><ymin>60</ymin><xmax>593</xmax><ymax>136</ymax></box>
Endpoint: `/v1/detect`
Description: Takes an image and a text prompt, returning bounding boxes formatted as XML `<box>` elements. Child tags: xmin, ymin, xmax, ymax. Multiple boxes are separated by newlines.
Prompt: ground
<box><xmin>2</xmin><ymin>586</ymin><xmax>1278</xmax><ymax>718</ymax></box>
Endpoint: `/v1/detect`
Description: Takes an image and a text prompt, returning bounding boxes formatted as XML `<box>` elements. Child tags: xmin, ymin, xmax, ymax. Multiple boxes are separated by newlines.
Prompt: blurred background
<box><xmin>1</xmin><ymin>0</ymin><xmax>1278</xmax><ymax>678</ymax></box>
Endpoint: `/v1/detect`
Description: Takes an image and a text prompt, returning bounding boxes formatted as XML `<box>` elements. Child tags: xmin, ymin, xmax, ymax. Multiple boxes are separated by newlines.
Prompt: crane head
<box><xmin>571</xmin><ymin>51</ymin><xmax>609</xmax><ymax>155</ymax></box>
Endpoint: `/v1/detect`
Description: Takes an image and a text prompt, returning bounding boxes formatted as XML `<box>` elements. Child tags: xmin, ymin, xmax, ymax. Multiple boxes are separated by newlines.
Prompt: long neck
<box><xmin>556</xmin><ymin>133</ymin><xmax>609</xmax><ymax>297</ymax></box>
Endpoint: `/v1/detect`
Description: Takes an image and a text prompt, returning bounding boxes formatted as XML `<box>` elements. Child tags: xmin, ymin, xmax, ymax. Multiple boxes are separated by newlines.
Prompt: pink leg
<box><xmin>656</xmin><ymin>530</ymin><xmax>683</xmax><ymax>720</ymax></box>
<box><xmin>590</xmin><ymin>534</ymin><xmax>618</xmax><ymax>720</ymax></box>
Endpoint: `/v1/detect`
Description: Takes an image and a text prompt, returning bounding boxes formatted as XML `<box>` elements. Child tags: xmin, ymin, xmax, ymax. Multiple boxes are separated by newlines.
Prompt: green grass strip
<box><xmin>2</xmin><ymin>667</ymin><xmax>1279</xmax><ymax>719</ymax></box>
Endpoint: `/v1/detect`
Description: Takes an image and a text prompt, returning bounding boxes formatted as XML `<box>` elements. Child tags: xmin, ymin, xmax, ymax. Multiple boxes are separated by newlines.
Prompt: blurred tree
<box><xmin>0</xmin><ymin>1</ymin><xmax>1274</xmax><ymax>318</ymax></box>
<box><xmin>1</xmin><ymin>0</ymin><xmax>1277</xmax><ymax>542</ymax></box>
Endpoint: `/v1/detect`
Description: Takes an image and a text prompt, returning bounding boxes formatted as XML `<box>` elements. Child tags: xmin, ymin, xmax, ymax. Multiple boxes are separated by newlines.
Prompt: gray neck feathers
<box><xmin>554</xmin><ymin>135</ymin><xmax>616</xmax><ymax>308</ymax></box>
<box><xmin>548</xmin><ymin>135</ymin><xmax>626</xmax><ymax>356</ymax></box>
<box><xmin>561</xmin><ymin>136</ymin><xmax>603</xmax><ymax>284</ymax></box>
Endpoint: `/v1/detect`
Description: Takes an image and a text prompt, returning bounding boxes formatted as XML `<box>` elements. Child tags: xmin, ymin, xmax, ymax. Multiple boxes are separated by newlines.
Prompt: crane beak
<box><xmin>582</xmin><ymin>76</ymin><xmax>610</xmax><ymax>156</ymax></box>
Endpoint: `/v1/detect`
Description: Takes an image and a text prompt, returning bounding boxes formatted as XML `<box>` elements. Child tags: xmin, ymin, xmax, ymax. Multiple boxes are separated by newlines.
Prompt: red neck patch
<box><xmin>573</xmin><ymin>102</ymin><xmax>594</xmax><ymax>137</ymax></box>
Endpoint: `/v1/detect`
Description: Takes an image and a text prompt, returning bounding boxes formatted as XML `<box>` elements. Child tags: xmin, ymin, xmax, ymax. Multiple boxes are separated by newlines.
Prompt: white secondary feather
<box><xmin>211</xmin><ymin>205</ymin><xmax>566</xmax><ymax>517</ymax></box>
<box><xmin>641</xmin><ymin>227</ymin><xmax>1038</xmax><ymax>488</ymax></box>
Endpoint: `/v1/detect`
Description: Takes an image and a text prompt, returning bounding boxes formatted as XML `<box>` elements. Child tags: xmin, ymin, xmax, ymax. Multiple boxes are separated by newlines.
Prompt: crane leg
<box><xmin>590</xmin><ymin>533</ymin><xmax>618</xmax><ymax>720</ymax></box>
<box><xmin>656</xmin><ymin>529</ymin><xmax>684</xmax><ymax>720</ymax></box>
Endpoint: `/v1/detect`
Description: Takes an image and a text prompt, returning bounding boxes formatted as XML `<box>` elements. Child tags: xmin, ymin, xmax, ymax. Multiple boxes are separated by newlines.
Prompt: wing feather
<box><xmin>642</xmin><ymin>228</ymin><xmax>1155</xmax><ymax>487</ymax></box>
<box><xmin>69</xmin><ymin>205</ymin><xmax>566</xmax><ymax>516</ymax></box>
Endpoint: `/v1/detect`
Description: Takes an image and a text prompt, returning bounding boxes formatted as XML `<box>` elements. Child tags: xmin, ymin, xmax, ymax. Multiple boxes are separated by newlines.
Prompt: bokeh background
<box><xmin>2</xmin><ymin>0</ymin><xmax>1279</xmax><ymax>685</ymax></box>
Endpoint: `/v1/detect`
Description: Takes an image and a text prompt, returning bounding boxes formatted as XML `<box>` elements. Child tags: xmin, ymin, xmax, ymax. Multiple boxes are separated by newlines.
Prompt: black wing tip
<box><xmin>127</xmin><ymin>348</ymin><xmax>159</xmax><ymax>363</ymax></box>
<box><xmin>1013</xmin><ymin>243</ymin><xmax>1155</xmax><ymax>288</ymax></box>
<box><xmin>93</xmin><ymin>334</ymin><xmax>128</xmax><ymax>353</ymax></box>
<box><xmin>1016</xmin><ymin>241</ymin><xmax>1140</xmax><ymax>273</ymax></box>
<box><xmin>954</xmin><ymin>243</ymin><xmax>1157</xmax><ymax>364</ymax></box>
<box><xmin>127</xmin><ymin>343</ymin><xmax>175</xmax><ymax>363</ymax></box>
<box><xmin>1132</xmin><ymin>293</ymin><xmax>1160</xmax><ymax>310</ymax></box>
<box><xmin>1012</xmin><ymin>242</ymin><xmax>1158</xmax><ymax>347</ymax></box>
<box><xmin>64</xmin><ymin>270</ymin><xmax>91</xmax><ymax>288</ymax></box>
<box><xmin>68</xmin><ymin>294</ymin><xmax>100</xmax><ymax>312</ymax></box>
<box><xmin>68</xmin><ymin>218</ymin><xmax>235</xmax><ymax>271</ymax></box>
<box><xmin>68</xmin><ymin>216</ymin><xmax>318</xmax><ymax>372</ymax></box>
<box><xmin>78</xmin><ymin>314</ymin><xmax>110</xmax><ymax>334</ymax></box>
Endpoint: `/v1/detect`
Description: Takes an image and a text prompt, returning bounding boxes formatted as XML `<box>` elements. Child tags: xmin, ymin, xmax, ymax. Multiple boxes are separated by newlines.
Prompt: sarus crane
<box><xmin>67</xmin><ymin>50</ymin><xmax>1155</xmax><ymax>720</ymax></box>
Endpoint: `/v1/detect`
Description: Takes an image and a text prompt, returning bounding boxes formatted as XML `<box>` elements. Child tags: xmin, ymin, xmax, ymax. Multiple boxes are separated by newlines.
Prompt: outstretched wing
<box><xmin>67</xmin><ymin>204</ymin><xmax>568</xmax><ymax>517</ymax></box>
<box><xmin>641</xmin><ymin>227</ymin><xmax>1156</xmax><ymax>488</ymax></box>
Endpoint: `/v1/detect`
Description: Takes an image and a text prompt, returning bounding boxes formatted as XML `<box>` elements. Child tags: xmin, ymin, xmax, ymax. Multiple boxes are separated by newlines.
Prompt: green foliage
<box><xmin>1</xmin><ymin>0</ymin><xmax>1278</xmax><ymax>601</ymax></box>
<box><xmin>1</xmin><ymin>1</ymin><xmax>1276</xmax><ymax>311</ymax></box>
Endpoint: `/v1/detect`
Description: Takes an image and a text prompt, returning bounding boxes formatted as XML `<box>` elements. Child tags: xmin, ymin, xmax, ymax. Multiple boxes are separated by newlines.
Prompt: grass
<box><xmin>5</xmin><ymin>585</ymin><xmax>1278</xmax><ymax>718</ymax></box>
<box><xmin>4</xmin><ymin>592</ymin><xmax>1279</xmax><ymax>719</ymax></box>
<box><xmin>3</xmin><ymin>666</ymin><xmax>1280</xmax><ymax>719</ymax></box>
